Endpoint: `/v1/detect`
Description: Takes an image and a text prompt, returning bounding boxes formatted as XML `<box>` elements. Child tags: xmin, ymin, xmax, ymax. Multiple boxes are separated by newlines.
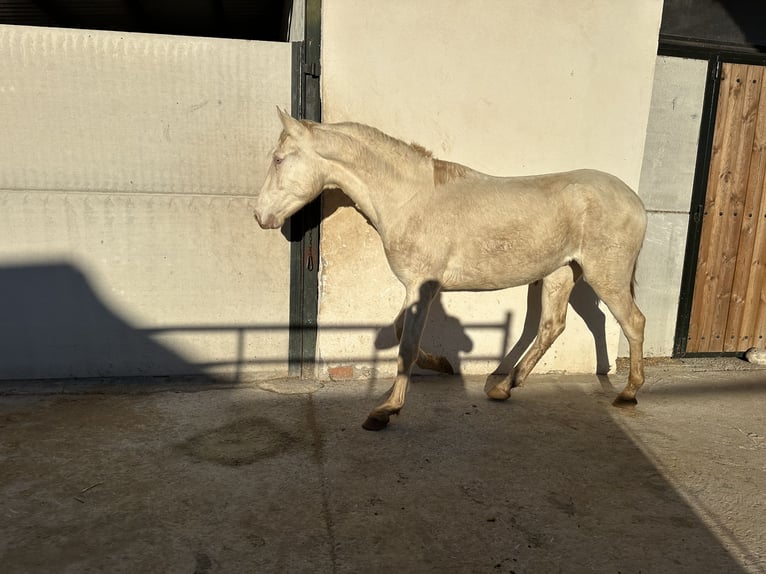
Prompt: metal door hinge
<box><xmin>303</xmin><ymin>61</ymin><xmax>321</xmax><ymax>79</ymax></box>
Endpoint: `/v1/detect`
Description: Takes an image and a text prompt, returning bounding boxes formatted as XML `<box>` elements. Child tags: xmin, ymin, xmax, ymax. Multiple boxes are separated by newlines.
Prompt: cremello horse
<box><xmin>255</xmin><ymin>109</ymin><xmax>647</xmax><ymax>430</ymax></box>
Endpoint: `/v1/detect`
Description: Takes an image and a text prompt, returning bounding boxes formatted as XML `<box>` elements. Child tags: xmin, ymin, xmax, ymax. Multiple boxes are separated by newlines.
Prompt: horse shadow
<box><xmin>374</xmin><ymin>293</ymin><xmax>474</xmax><ymax>376</ymax></box>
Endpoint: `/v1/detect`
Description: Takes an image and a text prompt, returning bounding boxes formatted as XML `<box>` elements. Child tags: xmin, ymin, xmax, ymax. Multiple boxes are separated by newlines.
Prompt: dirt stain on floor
<box><xmin>179</xmin><ymin>416</ymin><xmax>305</xmax><ymax>466</ymax></box>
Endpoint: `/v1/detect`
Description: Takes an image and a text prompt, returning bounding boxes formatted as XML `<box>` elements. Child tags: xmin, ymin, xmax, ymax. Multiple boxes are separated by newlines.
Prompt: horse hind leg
<box><xmin>393</xmin><ymin>307</ymin><xmax>454</xmax><ymax>375</ymax></box>
<box><xmin>611</xmin><ymin>297</ymin><xmax>645</xmax><ymax>406</ymax></box>
<box><xmin>582</xmin><ymin>265</ymin><xmax>646</xmax><ymax>406</ymax></box>
<box><xmin>487</xmin><ymin>264</ymin><xmax>577</xmax><ymax>400</ymax></box>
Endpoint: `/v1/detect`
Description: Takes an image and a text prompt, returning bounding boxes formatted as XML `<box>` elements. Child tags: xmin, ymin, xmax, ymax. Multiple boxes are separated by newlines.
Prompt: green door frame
<box><xmin>287</xmin><ymin>0</ymin><xmax>321</xmax><ymax>377</ymax></box>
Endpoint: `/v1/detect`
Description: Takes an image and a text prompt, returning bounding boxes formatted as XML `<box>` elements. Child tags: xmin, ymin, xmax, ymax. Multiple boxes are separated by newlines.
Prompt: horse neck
<box><xmin>314</xmin><ymin>124</ymin><xmax>432</xmax><ymax>231</ymax></box>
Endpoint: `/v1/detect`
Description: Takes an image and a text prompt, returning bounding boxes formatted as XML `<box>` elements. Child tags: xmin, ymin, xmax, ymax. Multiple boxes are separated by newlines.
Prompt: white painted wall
<box><xmin>319</xmin><ymin>0</ymin><xmax>664</xmax><ymax>379</ymax></box>
<box><xmin>624</xmin><ymin>56</ymin><xmax>708</xmax><ymax>357</ymax></box>
<box><xmin>0</xmin><ymin>25</ymin><xmax>292</xmax><ymax>380</ymax></box>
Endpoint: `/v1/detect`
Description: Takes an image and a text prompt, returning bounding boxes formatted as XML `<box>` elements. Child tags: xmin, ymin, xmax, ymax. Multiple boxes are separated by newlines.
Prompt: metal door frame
<box><xmin>287</xmin><ymin>0</ymin><xmax>321</xmax><ymax>376</ymax></box>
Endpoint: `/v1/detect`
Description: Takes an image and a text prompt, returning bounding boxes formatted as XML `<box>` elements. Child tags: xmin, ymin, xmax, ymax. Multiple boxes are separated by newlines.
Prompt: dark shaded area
<box><xmin>0</xmin><ymin>374</ymin><xmax>753</xmax><ymax>571</ymax></box>
<box><xmin>0</xmin><ymin>264</ymin><xmax>209</xmax><ymax>380</ymax></box>
<box><xmin>0</xmin><ymin>262</ymin><xmax>503</xmax><ymax>383</ymax></box>
<box><xmin>0</xmin><ymin>0</ymin><xmax>292</xmax><ymax>41</ymax></box>
<box><xmin>661</xmin><ymin>0</ymin><xmax>766</xmax><ymax>52</ymax></box>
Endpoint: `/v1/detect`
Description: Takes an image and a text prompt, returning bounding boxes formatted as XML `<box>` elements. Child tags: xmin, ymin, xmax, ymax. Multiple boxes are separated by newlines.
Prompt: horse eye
<box><xmin>273</xmin><ymin>155</ymin><xmax>284</xmax><ymax>166</ymax></box>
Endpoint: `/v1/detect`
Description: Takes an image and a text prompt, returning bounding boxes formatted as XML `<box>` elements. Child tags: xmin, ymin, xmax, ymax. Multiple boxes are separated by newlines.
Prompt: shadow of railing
<box><xmin>0</xmin><ymin>262</ymin><xmax>517</xmax><ymax>383</ymax></box>
<box><xmin>140</xmin><ymin>314</ymin><xmax>512</xmax><ymax>383</ymax></box>
<box><xmin>0</xmin><ymin>262</ymin><xmax>615</xmax><ymax>384</ymax></box>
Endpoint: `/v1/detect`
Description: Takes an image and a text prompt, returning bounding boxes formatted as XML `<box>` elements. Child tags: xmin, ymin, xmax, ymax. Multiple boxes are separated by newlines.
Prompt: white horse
<box><xmin>255</xmin><ymin>109</ymin><xmax>647</xmax><ymax>430</ymax></box>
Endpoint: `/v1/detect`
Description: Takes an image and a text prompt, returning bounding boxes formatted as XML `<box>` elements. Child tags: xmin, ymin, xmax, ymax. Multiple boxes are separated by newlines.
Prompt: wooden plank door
<box><xmin>687</xmin><ymin>62</ymin><xmax>766</xmax><ymax>353</ymax></box>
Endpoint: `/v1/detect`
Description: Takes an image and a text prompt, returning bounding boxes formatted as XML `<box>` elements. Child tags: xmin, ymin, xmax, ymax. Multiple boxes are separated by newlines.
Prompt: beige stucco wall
<box><xmin>319</xmin><ymin>0</ymin><xmax>664</xmax><ymax>378</ymax></box>
<box><xmin>0</xmin><ymin>26</ymin><xmax>292</xmax><ymax>380</ymax></box>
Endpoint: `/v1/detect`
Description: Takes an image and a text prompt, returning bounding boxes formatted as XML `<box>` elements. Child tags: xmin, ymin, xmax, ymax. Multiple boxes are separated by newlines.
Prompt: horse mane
<box><xmin>433</xmin><ymin>159</ymin><xmax>468</xmax><ymax>185</ymax></box>
<box><xmin>312</xmin><ymin>121</ymin><xmax>467</xmax><ymax>186</ymax></box>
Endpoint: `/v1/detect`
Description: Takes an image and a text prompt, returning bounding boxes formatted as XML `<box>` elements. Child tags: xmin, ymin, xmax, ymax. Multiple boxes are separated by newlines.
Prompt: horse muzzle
<box><xmin>253</xmin><ymin>210</ymin><xmax>281</xmax><ymax>230</ymax></box>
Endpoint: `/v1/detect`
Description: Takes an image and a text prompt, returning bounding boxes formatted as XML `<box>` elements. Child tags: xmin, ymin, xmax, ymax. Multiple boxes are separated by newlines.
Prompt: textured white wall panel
<box><xmin>0</xmin><ymin>25</ymin><xmax>288</xmax><ymax>195</ymax></box>
<box><xmin>0</xmin><ymin>25</ymin><xmax>292</xmax><ymax>379</ymax></box>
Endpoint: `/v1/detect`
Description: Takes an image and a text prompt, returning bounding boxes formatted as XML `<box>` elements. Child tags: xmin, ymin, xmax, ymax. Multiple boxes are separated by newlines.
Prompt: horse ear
<box><xmin>276</xmin><ymin>107</ymin><xmax>308</xmax><ymax>138</ymax></box>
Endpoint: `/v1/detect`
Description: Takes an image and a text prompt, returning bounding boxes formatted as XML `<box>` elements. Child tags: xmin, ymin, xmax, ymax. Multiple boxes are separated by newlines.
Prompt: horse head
<box><xmin>254</xmin><ymin>108</ymin><xmax>324</xmax><ymax>229</ymax></box>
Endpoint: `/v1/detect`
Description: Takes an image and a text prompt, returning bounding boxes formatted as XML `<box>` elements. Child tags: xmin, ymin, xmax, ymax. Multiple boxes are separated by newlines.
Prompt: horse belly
<box><xmin>441</xmin><ymin>239</ymin><xmax>573</xmax><ymax>291</ymax></box>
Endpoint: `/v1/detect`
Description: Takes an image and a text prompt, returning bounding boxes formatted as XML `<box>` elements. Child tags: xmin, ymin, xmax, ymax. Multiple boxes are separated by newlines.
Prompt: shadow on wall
<box><xmin>0</xmin><ymin>262</ymin><xmax>612</xmax><ymax>382</ymax></box>
<box><xmin>373</xmin><ymin>279</ymin><xmax>610</xmax><ymax>379</ymax></box>
<box><xmin>490</xmin><ymin>278</ymin><xmax>610</xmax><ymax>378</ymax></box>
<box><xmin>374</xmin><ymin>293</ymin><xmax>475</xmax><ymax>375</ymax></box>
<box><xmin>0</xmin><ymin>263</ymin><xmax>210</xmax><ymax>381</ymax></box>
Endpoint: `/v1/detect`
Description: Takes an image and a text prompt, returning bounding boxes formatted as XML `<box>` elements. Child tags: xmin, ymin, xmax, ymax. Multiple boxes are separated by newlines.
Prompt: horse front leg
<box><xmin>363</xmin><ymin>280</ymin><xmax>441</xmax><ymax>430</ymax></box>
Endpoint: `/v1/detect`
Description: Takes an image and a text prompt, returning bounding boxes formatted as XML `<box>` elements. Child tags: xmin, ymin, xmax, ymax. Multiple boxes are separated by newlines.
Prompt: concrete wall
<box><xmin>0</xmin><ymin>25</ymin><xmax>292</xmax><ymax>380</ymax></box>
<box><xmin>319</xmin><ymin>0</ymin><xmax>664</xmax><ymax>379</ymax></box>
<box><xmin>624</xmin><ymin>55</ymin><xmax>708</xmax><ymax>356</ymax></box>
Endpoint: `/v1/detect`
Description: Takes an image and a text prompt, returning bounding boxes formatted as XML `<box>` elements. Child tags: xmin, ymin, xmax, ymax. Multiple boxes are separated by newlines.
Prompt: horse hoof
<box><xmin>486</xmin><ymin>386</ymin><xmax>511</xmax><ymax>401</ymax></box>
<box><xmin>362</xmin><ymin>415</ymin><xmax>390</xmax><ymax>431</ymax></box>
<box><xmin>612</xmin><ymin>395</ymin><xmax>638</xmax><ymax>409</ymax></box>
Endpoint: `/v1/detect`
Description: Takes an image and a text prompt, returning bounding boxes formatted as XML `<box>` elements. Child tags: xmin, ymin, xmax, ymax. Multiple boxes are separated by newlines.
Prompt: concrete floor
<box><xmin>1</xmin><ymin>359</ymin><xmax>765</xmax><ymax>573</ymax></box>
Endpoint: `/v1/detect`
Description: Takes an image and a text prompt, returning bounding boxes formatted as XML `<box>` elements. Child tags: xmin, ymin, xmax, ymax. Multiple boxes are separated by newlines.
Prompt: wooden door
<box><xmin>687</xmin><ymin>62</ymin><xmax>766</xmax><ymax>353</ymax></box>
